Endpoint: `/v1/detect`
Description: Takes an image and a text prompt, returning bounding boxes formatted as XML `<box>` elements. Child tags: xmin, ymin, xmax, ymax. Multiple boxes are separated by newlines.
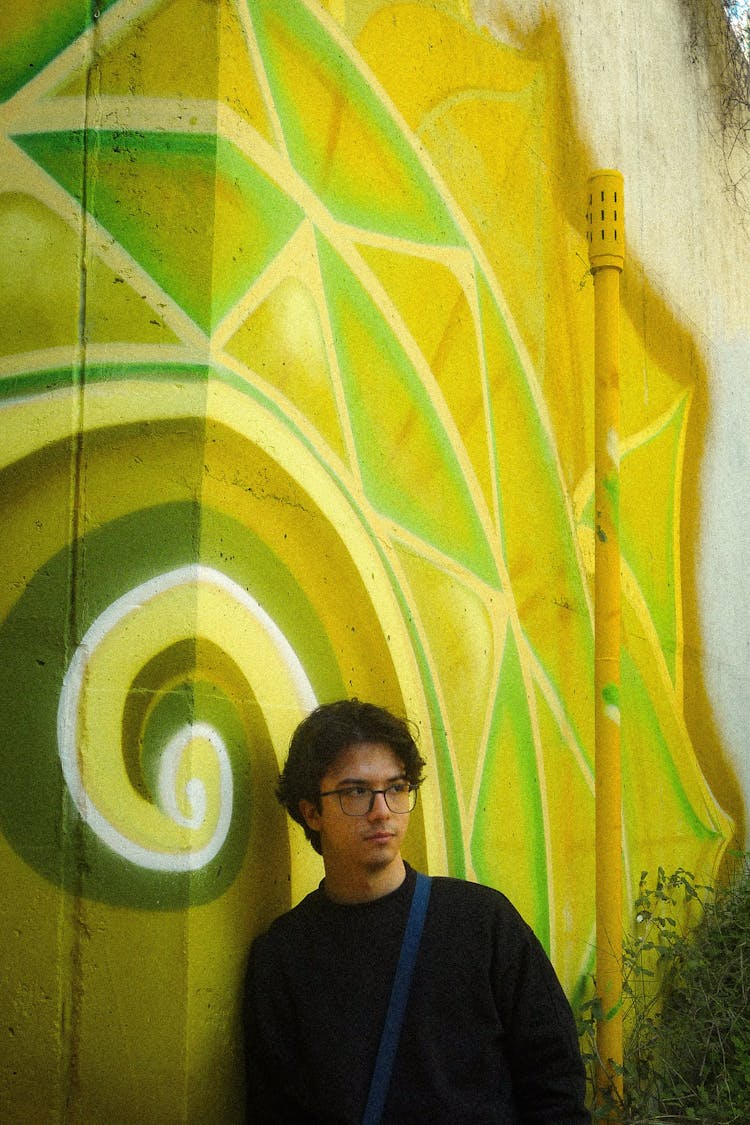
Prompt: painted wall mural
<box><xmin>0</xmin><ymin>0</ymin><xmax>739</xmax><ymax>1120</ymax></box>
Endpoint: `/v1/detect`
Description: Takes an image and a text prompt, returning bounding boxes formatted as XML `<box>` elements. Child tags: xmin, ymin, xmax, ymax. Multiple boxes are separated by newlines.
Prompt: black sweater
<box><xmin>244</xmin><ymin>864</ymin><xmax>590</xmax><ymax>1124</ymax></box>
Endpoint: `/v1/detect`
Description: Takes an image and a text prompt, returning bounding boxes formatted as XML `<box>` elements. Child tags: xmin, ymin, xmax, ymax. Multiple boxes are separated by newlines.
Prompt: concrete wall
<box><xmin>0</xmin><ymin>0</ymin><xmax>747</xmax><ymax>1120</ymax></box>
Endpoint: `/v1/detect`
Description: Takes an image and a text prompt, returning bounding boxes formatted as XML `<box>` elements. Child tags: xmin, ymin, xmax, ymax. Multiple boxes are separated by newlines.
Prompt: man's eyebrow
<box><xmin>334</xmin><ymin>774</ymin><xmax>407</xmax><ymax>786</ymax></box>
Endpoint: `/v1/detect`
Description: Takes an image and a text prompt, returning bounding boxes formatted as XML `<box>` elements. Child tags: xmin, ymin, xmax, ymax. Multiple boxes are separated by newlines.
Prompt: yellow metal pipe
<box><xmin>587</xmin><ymin>169</ymin><xmax>624</xmax><ymax>1115</ymax></box>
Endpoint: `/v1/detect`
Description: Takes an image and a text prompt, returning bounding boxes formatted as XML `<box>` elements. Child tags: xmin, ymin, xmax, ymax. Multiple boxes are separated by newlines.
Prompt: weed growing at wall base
<box><xmin>578</xmin><ymin>854</ymin><xmax>750</xmax><ymax>1124</ymax></box>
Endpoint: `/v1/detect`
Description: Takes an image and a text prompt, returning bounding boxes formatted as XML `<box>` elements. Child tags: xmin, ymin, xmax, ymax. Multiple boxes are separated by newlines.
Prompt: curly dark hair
<box><xmin>277</xmin><ymin>699</ymin><xmax>426</xmax><ymax>854</ymax></box>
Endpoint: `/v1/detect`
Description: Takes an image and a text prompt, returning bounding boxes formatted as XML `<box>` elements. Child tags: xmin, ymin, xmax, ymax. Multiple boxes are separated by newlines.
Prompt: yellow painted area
<box><xmin>532</xmin><ymin>678</ymin><xmax>596</xmax><ymax>983</ymax></box>
<box><xmin>0</xmin><ymin>0</ymin><xmax>742</xmax><ymax>1121</ymax></box>
<box><xmin>225</xmin><ymin>273</ymin><xmax>351</xmax><ymax>461</ymax></box>
<box><xmin>393</xmin><ymin>543</ymin><xmax>503</xmax><ymax>804</ymax></box>
<box><xmin>357</xmin><ymin>242</ymin><xmax>497</xmax><ymax>513</ymax></box>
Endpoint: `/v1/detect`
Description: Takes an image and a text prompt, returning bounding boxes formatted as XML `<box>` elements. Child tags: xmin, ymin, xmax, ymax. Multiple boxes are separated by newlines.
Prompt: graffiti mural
<box><xmin>0</xmin><ymin>0</ymin><xmax>737</xmax><ymax>1120</ymax></box>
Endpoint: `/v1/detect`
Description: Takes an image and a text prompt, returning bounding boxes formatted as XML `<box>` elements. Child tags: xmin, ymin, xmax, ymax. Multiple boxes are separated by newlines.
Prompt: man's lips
<box><xmin>364</xmin><ymin>831</ymin><xmax>395</xmax><ymax>842</ymax></box>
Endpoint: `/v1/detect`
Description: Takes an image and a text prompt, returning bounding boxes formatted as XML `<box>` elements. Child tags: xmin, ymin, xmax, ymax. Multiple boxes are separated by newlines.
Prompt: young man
<box><xmin>244</xmin><ymin>699</ymin><xmax>590</xmax><ymax>1124</ymax></box>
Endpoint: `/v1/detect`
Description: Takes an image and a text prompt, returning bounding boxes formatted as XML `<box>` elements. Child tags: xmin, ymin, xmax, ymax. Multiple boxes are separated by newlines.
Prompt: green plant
<box><xmin>578</xmin><ymin>853</ymin><xmax>750</xmax><ymax>1124</ymax></box>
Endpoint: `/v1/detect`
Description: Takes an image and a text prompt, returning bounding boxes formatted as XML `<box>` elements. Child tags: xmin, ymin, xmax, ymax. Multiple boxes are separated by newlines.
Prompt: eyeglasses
<box><xmin>319</xmin><ymin>782</ymin><xmax>420</xmax><ymax>816</ymax></box>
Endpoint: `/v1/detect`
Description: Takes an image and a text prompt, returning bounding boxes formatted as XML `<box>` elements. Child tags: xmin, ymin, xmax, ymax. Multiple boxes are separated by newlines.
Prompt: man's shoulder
<box><xmin>408</xmin><ymin>872</ymin><xmax>537</xmax><ymax>972</ymax></box>
<box><xmin>429</xmin><ymin>872</ymin><xmax>521</xmax><ymax>912</ymax></box>
<box><xmin>252</xmin><ymin>887</ymin><xmax>323</xmax><ymax>954</ymax></box>
<box><xmin>423</xmin><ymin>871</ymin><xmax>532</xmax><ymax>938</ymax></box>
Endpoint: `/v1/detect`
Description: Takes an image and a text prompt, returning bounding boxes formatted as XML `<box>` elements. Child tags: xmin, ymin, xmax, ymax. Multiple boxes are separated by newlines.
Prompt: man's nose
<box><xmin>367</xmin><ymin>790</ymin><xmax>390</xmax><ymax>816</ymax></box>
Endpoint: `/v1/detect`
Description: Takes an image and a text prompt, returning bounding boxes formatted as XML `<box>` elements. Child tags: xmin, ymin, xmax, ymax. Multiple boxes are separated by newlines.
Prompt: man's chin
<box><xmin>361</xmin><ymin>844</ymin><xmax>402</xmax><ymax>872</ymax></box>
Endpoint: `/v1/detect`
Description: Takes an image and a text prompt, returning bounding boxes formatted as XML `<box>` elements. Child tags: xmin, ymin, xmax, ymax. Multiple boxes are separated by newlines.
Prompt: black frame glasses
<box><xmin>319</xmin><ymin>783</ymin><xmax>420</xmax><ymax>816</ymax></box>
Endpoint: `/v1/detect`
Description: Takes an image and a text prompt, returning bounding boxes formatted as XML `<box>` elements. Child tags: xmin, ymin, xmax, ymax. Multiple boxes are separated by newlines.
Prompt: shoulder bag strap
<box><xmin>361</xmin><ymin>872</ymin><xmax>432</xmax><ymax>1125</ymax></box>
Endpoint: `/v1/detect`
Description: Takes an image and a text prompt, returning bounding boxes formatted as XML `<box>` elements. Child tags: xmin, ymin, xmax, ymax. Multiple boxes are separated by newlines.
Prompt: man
<box><xmin>244</xmin><ymin>699</ymin><xmax>590</xmax><ymax>1123</ymax></box>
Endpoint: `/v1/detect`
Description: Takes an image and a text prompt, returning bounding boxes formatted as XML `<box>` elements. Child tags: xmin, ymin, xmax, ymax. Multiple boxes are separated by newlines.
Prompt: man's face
<box><xmin>300</xmin><ymin>741</ymin><xmax>411</xmax><ymax>879</ymax></box>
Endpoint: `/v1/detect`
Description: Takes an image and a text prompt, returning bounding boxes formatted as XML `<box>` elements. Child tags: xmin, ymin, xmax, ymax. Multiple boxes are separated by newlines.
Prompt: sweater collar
<box><xmin>317</xmin><ymin>861</ymin><xmax>417</xmax><ymax>910</ymax></box>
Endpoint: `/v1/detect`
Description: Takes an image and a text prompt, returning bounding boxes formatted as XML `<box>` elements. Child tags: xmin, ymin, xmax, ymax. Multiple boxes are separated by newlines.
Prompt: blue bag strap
<box><xmin>361</xmin><ymin>872</ymin><xmax>432</xmax><ymax>1125</ymax></box>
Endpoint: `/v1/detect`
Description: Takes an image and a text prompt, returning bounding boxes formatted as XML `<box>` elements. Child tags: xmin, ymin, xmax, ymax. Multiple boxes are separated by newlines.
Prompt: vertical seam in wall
<box><xmin>60</xmin><ymin>5</ymin><xmax>102</xmax><ymax>1119</ymax></box>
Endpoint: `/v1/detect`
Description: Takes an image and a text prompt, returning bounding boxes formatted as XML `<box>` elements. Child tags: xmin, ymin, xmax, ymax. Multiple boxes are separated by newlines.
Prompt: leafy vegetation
<box><xmin>578</xmin><ymin>853</ymin><xmax>750</xmax><ymax>1123</ymax></box>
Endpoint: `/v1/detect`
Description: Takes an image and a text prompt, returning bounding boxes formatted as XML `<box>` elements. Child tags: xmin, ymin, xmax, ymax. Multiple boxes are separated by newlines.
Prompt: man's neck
<box><xmin>322</xmin><ymin>856</ymin><xmax>407</xmax><ymax>904</ymax></box>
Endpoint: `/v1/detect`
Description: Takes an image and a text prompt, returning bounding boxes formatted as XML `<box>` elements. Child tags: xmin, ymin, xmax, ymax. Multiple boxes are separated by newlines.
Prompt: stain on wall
<box><xmin>0</xmin><ymin>0</ymin><xmax>738</xmax><ymax>1121</ymax></box>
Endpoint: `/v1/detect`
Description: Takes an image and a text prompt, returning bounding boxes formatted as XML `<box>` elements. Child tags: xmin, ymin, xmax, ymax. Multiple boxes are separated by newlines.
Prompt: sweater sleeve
<box><xmin>493</xmin><ymin>908</ymin><xmax>591</xmax><ymax>1125</ymax></box>
<box><xmin>243</xmin><ymin>935</ymin><xmax>314</xmax><ymax>1125</ymax></box>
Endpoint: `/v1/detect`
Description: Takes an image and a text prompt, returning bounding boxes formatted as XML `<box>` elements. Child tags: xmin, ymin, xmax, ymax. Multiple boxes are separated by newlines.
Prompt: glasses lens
<box><xmin>336</xmin><ymin>785</ymin><xmax>417</xmax><ymax>815</ymax></box>
<box><xmin>384</xmin><ymin>785</ymin><xmax>415</xmax><ymax>813</ymax></box>
<box><xmin>339</xmin><ymin>789</ymin><xmax>371</xmax><ymax>815</ymax></box>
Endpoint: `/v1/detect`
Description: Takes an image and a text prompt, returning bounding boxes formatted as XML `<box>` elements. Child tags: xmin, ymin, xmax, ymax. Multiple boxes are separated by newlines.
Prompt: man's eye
<box><xmin>388</xmin><ymin>782</ymin><xmax>410</xmax><ymax>795</ymax></box>
<box><xmin>342</xmin><ymin>786</ymin><xmax>368</xmax><ymax>798</ymax></box>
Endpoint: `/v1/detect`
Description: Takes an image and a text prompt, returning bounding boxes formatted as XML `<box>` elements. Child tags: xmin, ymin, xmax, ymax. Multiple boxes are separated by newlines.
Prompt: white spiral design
<box><xmin>57</xmin><ymin>565</ymin><xmax>316</xmax><ymax>872</ymax></box>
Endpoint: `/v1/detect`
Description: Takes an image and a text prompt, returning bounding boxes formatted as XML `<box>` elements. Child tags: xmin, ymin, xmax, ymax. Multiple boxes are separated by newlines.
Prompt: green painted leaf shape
<box><xmin>249</xmin><ymin>0</ymin><xmax>465</xmax><ymax>245</ymax></box>
<box><xmin>14</xmin><ymin>130</ymin><xmax>304</xmax><ymax>333</ymax></box>
<box><xmin>318</xmin><ymin>231</ymin><xmax>499</xmax><ymax>584</ymax></box>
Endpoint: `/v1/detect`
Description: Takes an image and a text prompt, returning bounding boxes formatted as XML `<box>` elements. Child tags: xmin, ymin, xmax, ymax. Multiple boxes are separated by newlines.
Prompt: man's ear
<box><xmin>299</xmin><ymin>798</ymin><xmax>321</xmax><ymax>832</ymax></box>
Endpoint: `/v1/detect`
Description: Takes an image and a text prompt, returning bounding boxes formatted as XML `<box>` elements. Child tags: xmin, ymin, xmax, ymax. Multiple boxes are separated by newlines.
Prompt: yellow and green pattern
<box><xmin>0</xmin><ymin>1</ymin><xmax>735</xmax><ymax>1121</ymax></box>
